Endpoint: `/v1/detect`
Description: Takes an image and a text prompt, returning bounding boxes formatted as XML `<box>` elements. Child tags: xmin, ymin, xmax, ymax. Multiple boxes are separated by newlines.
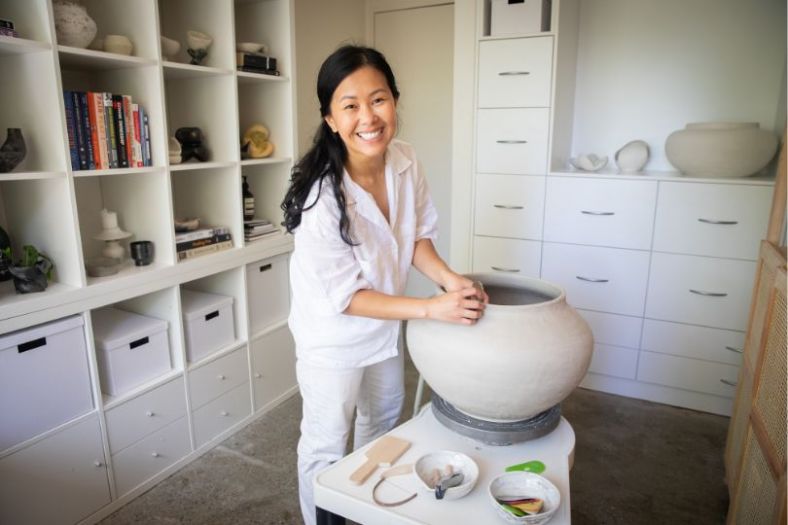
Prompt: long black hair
<box><xmin>281</xmin><ymin>45</ymin><xmax>400</xmax><ymax>245</ymax></box>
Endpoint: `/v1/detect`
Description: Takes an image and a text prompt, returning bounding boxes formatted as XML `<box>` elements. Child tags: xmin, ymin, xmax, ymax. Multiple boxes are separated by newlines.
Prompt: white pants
<box><xmin>296</xmin><ymin>352</ymin><xmax>405</xmax><ymax>525</ymax></box>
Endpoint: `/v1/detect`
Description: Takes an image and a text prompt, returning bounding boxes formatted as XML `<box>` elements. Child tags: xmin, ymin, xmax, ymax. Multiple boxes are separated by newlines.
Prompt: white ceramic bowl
<box><xmin>186</xmin><ymin>30</ymin><xmax>212</xmax><ymax>51</ymax></box>
<box><xmin>568</xmin><ymin>154</ymin><xmax>608</xmax><ymax>172</ymax></box>
<box><xmin>104</xmin><ymin>34</ymin><xmax>133</xmax><ymax>56</ymax></box>
<box><xmin>488</xmin><ymin>472</ymin><xmax>560</xmax><ymax>524</ymax></box>
<box><xmin>237</xmin><ymin>41</ymin><xmax>267</xmax><ymax>54</ymax></box>
<box><xmin>161</xmin><ymin>35</ymin><xmax>181</xmax><ymax>60</ymax></box>
<box><xmin>414</xmin><ymin>450</ymin><xmax>478</xmax><ymax>500</ymax></box>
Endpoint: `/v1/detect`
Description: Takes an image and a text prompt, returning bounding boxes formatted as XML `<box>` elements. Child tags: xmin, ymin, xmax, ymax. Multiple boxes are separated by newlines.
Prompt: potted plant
<box><xmin>6</xmin><ymin>244</ymin><xmax>54</xmax><ymax>294</ymax></box>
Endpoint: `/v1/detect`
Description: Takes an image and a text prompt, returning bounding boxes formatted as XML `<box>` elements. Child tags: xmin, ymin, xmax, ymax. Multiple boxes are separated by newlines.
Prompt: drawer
<box><xmin>474</xmin><ymin>173</ymin><xmax>545</xmax><ymax>239</ymax></box>
<box><xmin>188</xmin><ymin>347</ymin><xmax>249</xmax><ymax>410</ymax></box>
<box><xmin>541</xmin><ymin>243</ymin><xmax>650</xmax><ymax>316</ymax></box>
<box><xmin>250</xmin><ymin>326</ymin><xmax>297</xmax><ymax>411</ymax></box>
<box><xmin>112</xmin><ymin>417</ymin><xmax>191</xmax><ymax>496</ymax></box>
<box><xmin>645</xmin><ymin>253</ymin><xmax>756</xmax><ymax>330</ymax></box>
<box><xmin>637</xmin><ymin>351</ymin><xmax>739</xmax><ymax>398</ymax></box>
<box><xmin>586</xmin><ymin>344</ymin><xmax>638</xmax><ymax>379</ymax></box>
<box><xmin>476</xmin><ymin>108</ymin><xmax>549</xmax><ymax>175</ymax></box>
<box><xmin>478</xmin><ymin>36</ymin><xmax>553</xmax><ymax>108</ymax></box>
<box><xmin>653</xmin><ymin>182</ymin><xmax>771</xmax><ymax>259</ymax></box>
<box><xmin>472</xmin><ymin>236</ymin><xmax>542</xmax><ymax>278</ymax></box>
<box><xmin>0</xmin><ymin>415</ymin><xmax>110</xmax><ymax>525</ymax></box>
<box><xmin>544</xmin><ymin>177</ymin><xmax>657</xmax><ymax>249</ymax></box>
<box><xmin>641</xmin><ymin>319</ymin><xmax>744</xmax><ymax>365</ymax></box>
<box><xmin>246</xmin><ymin>254</ymin><xmax>290</xmax><ymax>335</ymax></box>
<box><xmin>578</xmin><ymin>309</ymin><xmax>642</xmax><ymax>349</ymax></box>
<box><xmin>105</xmin><ymin>376</ymin><xmax>187</xmax><ymax>453</ymax></box>
<box><xmin>192</xmin><ymin>381</ymin><xmax>252</xmax><ymax>448</ymax></box>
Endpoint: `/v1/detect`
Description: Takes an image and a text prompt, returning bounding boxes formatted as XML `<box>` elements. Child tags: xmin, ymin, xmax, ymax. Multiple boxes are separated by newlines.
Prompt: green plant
<box><xmin>10</xmin><ymin>244</ymin><xmax>53</xmax><ymax>279</ymax></box>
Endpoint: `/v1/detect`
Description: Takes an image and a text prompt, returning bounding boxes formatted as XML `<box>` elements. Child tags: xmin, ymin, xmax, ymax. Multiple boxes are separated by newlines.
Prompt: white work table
<box><xmin>315</xmin><ymin>405</ymin><xmax>575</xmax><ymax>524</ymax></box>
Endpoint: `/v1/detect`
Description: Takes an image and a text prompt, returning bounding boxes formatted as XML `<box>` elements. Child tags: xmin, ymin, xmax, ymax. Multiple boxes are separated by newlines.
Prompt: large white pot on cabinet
<box><xmin>665</xmin><ymin>122</ymin><xmax>778</xmax><ymax>178</ymax></box>
<box><xmin>406</xmin><ymin>273</ymin><xmax>593</xmax><ymax>422</ymax></box>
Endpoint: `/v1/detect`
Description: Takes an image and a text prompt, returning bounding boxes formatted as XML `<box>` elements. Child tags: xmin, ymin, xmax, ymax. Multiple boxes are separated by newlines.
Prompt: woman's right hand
<box><xmin>425</xmin><ymin>286</ymin><xmax>486</xmax><ymax>325</ymax></box>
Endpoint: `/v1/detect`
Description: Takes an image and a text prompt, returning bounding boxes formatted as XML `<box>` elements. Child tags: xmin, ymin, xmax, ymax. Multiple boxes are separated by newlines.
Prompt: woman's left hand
<box><xmin>443</xmin><ymin>272</ymin><xmax>489</xmax><ymax>304</ymax></box>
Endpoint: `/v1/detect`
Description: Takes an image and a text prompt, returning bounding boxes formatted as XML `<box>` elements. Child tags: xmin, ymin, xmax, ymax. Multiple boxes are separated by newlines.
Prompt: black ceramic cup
<box><xmin>130</xmin><ymin>240</ymin><xmax>154</xmax><ymax>266</ymax></box>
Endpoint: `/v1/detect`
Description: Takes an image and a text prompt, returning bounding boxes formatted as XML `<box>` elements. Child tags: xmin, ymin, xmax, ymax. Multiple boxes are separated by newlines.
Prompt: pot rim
<box><xmin>461</xmin><ymin>272</ymin><xmax>566</xmax><ymax>309</ymax></box>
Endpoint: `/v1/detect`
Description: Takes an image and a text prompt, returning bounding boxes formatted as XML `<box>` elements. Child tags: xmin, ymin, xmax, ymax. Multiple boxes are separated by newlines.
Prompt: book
<box><xmin>174</xmin><ymin>225</ymin><xmax>231</xmax><ymax>244</ymax></box>
<box><xmin>122</xmin><ymin>95</ymin><xmax>135</xmax><ymax>167</ymax></box>
<box><xmin>177</xmin><ymin>232</ymin><xmax>232</xmax><ymax>252</ymax></box>
<box><xmin>86</xmin><ymin>92</ymin><xmax>101</xmax><ymax>169</ymax></box>
<box><xmin>141</xmin><ymin>108</ymin><xmax>151</xmax><ymax>166</ymax></box>
<box><xmin>103</xmin><ymin>93</ymin><xmax>118</xmax><ymax>168</ymax></box>
<box><xmin>131</xmin><ymin>103</ymin><xmax>142</xmax><ymax>168</ymax></box>
<box><xmin>112</xmin><ymin>94</ymin><xmax>128</xmax><ymax>168</ymax></box>
<box><xmin>63</xmin><ymin>90</ymin><xmax>79</xmax><ymax>171</ymax></box>
<box><xmin>78</xmin><ymin>92</ymin><xmax>95</xmax><ymax>170</ymax></box>
<box><xmin>237</xmin><ymin>65</ymin><xmax>280</xmax><ymax>76</ymax></box>
<box><xmin>236</xmin><ymin>52</ymin><xmax>277</xmax><ymax>70</ymax></box>
<box><xmin>71</xmin><ymin>91</ymin><xmax>88</xmax><ymax>170</ymax></box>
<box><xmin>177</xmin><ymin>240</ymin><xmax>233</xmax><ymax>261</ymax></box>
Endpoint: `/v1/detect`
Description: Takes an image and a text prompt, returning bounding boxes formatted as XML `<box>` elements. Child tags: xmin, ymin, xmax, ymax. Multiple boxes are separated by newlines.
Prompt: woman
<box><xmin>281</xmin><ymin>45</ymin><xmax>486</xmax><ymax>525</ymax></box>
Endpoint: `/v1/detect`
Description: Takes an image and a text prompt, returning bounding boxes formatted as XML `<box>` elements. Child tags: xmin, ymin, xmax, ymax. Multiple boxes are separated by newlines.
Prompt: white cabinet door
<box><xmin>188</xmin><ymin>347</ymin><xmax>249</xmax><ymax>410</ymax></box>
<box><xmin>192</xmin><ymin>382</ymin><xmax>252</xmax><ymax>448</ymax></box>
<box><xmin>637</xmin><ymin>351</ymin><xmax>739</xmax><ymax>398</ymax></box>
<box><xmin>653</xmin><ymin>182</ymin><xmax>772</xmax><ymax>259</ymax></box>
<box><xmin>250</xmin><ymin>325</ymin><xmax>297</xmax><ymax>411</ymax></box>
<box><xmin>544</xmin><ymin>177</ymin><xmax>657</xmax><ymax>249</ymax></box>
<box><xmin>646</xmin><ymin>252</ymin><xmax>757</xmax><ymax>331</ymax></box>
<box><xmin>478</xmin><ymin>36</ymin><xmax>553</xmax><ymax>108</ymax></box>
<box><xmin>474</xmin><ymin>173</ymin><xmax>545</xmax><ymax>239</ymax></box>
<box><xmin>641</xmin><ymin>319</ymin><xmax>744</xmax><ymax>366</ymax></box>
<box><xmin>586</xmin><ymin>344</ymin><xmax>638</xmax><ymax>379</ymax></box>
<box><xmin>246</xmin><ymin>254</ymin><xmax>290</xmax><ymax>336</ymax></box>
<box><xmin>578</xmin><ymin>309</ymin><xmax>643</xmax><ymax>349</ymax></box>
<box><xmin>472</xmin><ymin>236</ymin><xmax>542</xmax><ymax>278</ymax></box>
<box><xmin>541</xmin><ymin>243</ymin><xmax>650</xmax><ymax>316</ymax></box>
<box><xmin>476</xmin><ymin>108</ymin><xmax>549</xmax><ymax>175</ymax></box>
<box><xmin>0</xmin><ymin>415</ymin><xmax>110</xmax><ymax>525</ymax></box>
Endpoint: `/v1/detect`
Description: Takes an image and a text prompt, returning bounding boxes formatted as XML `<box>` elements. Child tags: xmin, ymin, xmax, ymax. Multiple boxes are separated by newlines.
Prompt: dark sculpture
<box><xmin>0</xmin><ymin>128</ymin><xmax>26</xmax><ymax>173</ymax></box>
<box><xmin>175</xmin><ymin>127</ymin><xmax>208</xmax><ymax>162</ymax></box>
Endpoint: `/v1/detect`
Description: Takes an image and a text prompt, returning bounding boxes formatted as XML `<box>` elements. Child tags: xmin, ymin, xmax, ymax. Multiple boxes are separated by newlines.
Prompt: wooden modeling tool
<box><xmin>349</xmin><ymin>435</ymin><xmax>411</xmax><ymax>485</ymax></box>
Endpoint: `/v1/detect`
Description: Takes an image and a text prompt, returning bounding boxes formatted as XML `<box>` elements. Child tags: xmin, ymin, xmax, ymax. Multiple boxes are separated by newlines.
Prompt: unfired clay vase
<box><xmin>614</xmin><ymin>140</ymin><xmax>649</xmax><ymax>173</ymax></box>
<box><xmin>665</xmin><ymin>122</ymin><xmax>778</xmax><ymax>178</ymax></box>
<box><xmin>406</xmin><ymin>273</ymin><xmax>593</xmax><ymax>422</ymax></box>
<box><xmin>52</xmin><ymin>0</ymin><xmax>97</xmax><ymax>49</ymax></box>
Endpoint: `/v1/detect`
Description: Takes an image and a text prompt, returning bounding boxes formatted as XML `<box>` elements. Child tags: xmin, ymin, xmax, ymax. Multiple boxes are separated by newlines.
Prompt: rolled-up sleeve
<box><xmin>413</xmin><ymin>160</ymin><xmax>438</xmax><ymax>242</ymax></box>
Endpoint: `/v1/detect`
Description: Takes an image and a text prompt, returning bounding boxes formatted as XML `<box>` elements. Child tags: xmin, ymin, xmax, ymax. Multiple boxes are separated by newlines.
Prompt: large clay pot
<box><xmin>665</xmin><ymin>122</ymin><xmax>778</xmax><ymax>178</ymax></box>
<box><xmin>53</xmin><ymin>0</ymin><xmax>97</xmax><ymax>49</ymax></box>
<box><xmin>406</xmin><ymin>273</ymin><xmax>593</xmax><ymax>422</ymax></box>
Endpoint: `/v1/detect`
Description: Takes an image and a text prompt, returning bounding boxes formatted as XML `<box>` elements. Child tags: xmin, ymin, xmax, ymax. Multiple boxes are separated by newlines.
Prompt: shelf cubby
<box><xmin>157</xmin><ymin>0</ymin><xmax>234</xmax><ymax>70</ymax></box>
<box><xmin>0</xmin><ymin>0</ymin><xmax>52</xmax><ymax>43</ymax></box>
<box><xmin>79</xmin><ymin>0</ymin><xmax>159</xmax><ymax>61</ymax></box>
<box><xmin>234</xmin><ymin>0</ymin><xmax>293</xmax><ymax>78</ymax></box>
<box><xmin>237</xmin><ymin>80</ymin><xmax>293</xmax><ymax>160</ymax></box>
<box><xmin>241</xmin><ymin>162</ymin><xmax>289</xmax><ymax>230</ymax></box>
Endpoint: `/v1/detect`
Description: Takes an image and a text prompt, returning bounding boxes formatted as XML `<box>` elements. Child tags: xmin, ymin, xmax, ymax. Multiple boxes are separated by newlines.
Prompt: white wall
<box><xmin>293</xmin><ymin>0</ymin><xmax>367</xmax><ymax>158</ymax></box>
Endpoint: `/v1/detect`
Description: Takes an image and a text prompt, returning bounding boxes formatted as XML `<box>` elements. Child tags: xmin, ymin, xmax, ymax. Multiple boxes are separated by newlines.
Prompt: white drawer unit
<box><xmin>544</xmin><ymin>177</ymin><xmax>657</xmax><ymax>249</ymax></box>
<box><xmin>653</xmin><ymin>182</ymin><xmax>772</xmax><ymax>259</ymax></box>
<box><xmin>246</xmin><ymin>253</ymin><xmax>290</xmax><ymax>336</ymax></box>
<box><xmin>0</xmin><ymin>315</ymin><xmax>93</xmax><ymax>451</ymax></box>
<box><xmin>478</xmin><ymin>36</ymin><xmax>553</xmax><ymax>107</ymax></box>
<box><xmin>641</xmin><ymin>319</ymin><xmax>744</xmax><ymax>366</ymax></box>
<box><xmin>192</xmin><ymin>381</ymin><xmax>252</xmax><ymax>448</ymax></box>
<box><xmin>541</xmin><ymin>243</ymin><xmax>650</xmax><ymax>316</ymax></box>
<box><xmin>637</xmin><ymin>351</ymin><xmax>740</xmax><ymax>398</ymax></box>
<box><xmin>250</xmin><ymin>325</ymin><xmax>297</xmax><ymax>410</ymax></box>
<box><xmin>0</xmin><ymin>415</ymin><xmax>110</xmax><ymax>525</ymax></box>
<box><xmin>92</xmin><ymin>307</ymin><xmax>171</xmax><ymax>396</ymax></box>
<box><xmin>472</xmin><ymin>236</ymin><xmax>542</xmax><ymax>278</ymax></box>
<box><xmin>474</xmin><ymin>173</ymin><xmax>545</xmax><ymax>239</ymax></box>
<box><xmin>111</xmin><ymin>417</ymin><xmax>191</xmax><ymax>497</ymax></box>
<box><xmin>578</xmin><ymin>309</ymin><xmax>642</xmax><ymax>349</ymax></box>
<box><xmin>586</xmin><ymin>344</ymin><xmax>638</xmax><ymax>380</ymax></box>
<box><xmin>476</xmin><ymin>108</ymin><xmax>550</xmax><ymax>175</ymax></box>
<box><xmin>188</xmin><ymin>346</ymin><xmax>249</xmax><ymax>410</ymax></box>
<box><xmin>181</xmin><ymin>288</ymin><xmax>236</xmax><ymax>363</ymax></box>
<box><xmin>490</xmin><ymin>0</ymin><xmax>551</xmax><ymax>36</ymax></box>
<box><xmin>105</xmin><ymin>376</ymin><xmax>188</xmax><ymax>454</ymax></box>
<box><xmin>645</xmin><ymin>252</ymin><xmax>757</xmax><ymax>331</ymax></box>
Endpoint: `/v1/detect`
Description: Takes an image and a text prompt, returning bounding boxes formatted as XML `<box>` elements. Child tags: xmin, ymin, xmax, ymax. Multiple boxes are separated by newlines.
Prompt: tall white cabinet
<box><xmin>0</xmin><ymin>1</ymin><xmax>297</xmax><ymax>524</ymax></box>
<box><xmin>470</xmin><ymin>0</ymin><xmax>782</xmax><ymax>417</ymax></box>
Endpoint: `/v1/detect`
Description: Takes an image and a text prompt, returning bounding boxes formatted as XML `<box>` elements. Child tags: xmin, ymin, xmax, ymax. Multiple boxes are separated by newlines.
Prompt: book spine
<box><xmin>142</xmin><ymin>110</ymin><xmax>151</xmax><ymax>166</ymax></box>
<box><xmin>103</xmin><ymin>93</ymin><xmax>118</xmax><ymax>169</ymax></box>
<box><xmin>131</xmin><ymin>103</ymin><xmax>142</xmax><ymax>168</ymax></box>
<box><xmin>93</xmin><ymin>93</ymin><xmax>109</xmax><ymax>169</ymax></box>
<box><xmin>177</xmin><ymin>232</ymin><xmax>232</xmax><ymax>252</ymax></box>
<box><xmin>112</xmin><ymin>95</ymin><xmax>128</xmax><ymax>168</ymax></box>
<box><xmin>236</xmin><ymin>52</ymin><xmax>275</xmax><ymax>69</ymax></box>
<box><xmin>137</xmin><ymin>104</ymin><xmax>147</xmax><ymax>167</ymax></box>
<box><xmin>122</xmin><ymin>95</ymin><xmax>135</xmax><ymax>167</ymax></box>
<box><xmin>174</xmin><ymin>228</ymin><xmax>215</xmax><ymax>243</ymax></box>
<box><xmin>71</xmin><ymin>91</ymin><xmax>88</xmax><ymax>170</ymax></box>
<box><xmin>177</xmin><ymin>240</ymin><xmax>233</xmax><ymax>261</ymax></box>
<box><xmin>63</xmin><ymin>90</ymin><xmax>80</xmax><ymax>171</ymax></box>
<box><xmin>79</xmin><ymin>92</ymin><xmax>95</xmax><ymax>170</ymax></box>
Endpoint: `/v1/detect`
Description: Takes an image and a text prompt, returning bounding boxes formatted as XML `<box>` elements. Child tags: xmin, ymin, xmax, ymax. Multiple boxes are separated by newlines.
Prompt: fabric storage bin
<box><xmin>92</xmin><ymin>307</ymin><xmax>171</xmax><ymax>396</ymax></box>
<box><xmin>0</xmin><ymin>315</ymin><xmax>93</xmax><ymax>451</ymax></box>
<box><xmin>491</xmin><ymin>0</ymin><xmax>551</xmax><ymax>36</ymax></box>
<box><xmin>181</xmin><ymin>289</ymin><xmax>235</xmax><ymax>362</ymax></box>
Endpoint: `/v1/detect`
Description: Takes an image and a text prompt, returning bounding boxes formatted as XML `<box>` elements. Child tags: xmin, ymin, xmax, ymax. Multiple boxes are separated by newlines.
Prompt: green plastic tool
<box><xmin>505</xmin><ymin>460</ymin><xmax>546</xmax><ymax>474</ymax></box>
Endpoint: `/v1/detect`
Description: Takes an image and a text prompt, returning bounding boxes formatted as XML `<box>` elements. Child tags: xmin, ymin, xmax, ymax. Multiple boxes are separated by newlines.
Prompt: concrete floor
<box><xmin>101</xmin><ymin>356</ymin><xmax>730</xmax><ymax>525</ymax></box>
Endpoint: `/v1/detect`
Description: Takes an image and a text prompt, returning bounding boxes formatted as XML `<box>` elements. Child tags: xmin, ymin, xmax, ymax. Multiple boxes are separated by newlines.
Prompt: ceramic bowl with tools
<box><xmin>489</xmin><ymin>472</ymin><xmax>560</xmax><ymax>524</ymax></box>
<box><xmin>414</xmin><ymin>450</ymin><xmax>478</xmax><ymax>500</ymax></box>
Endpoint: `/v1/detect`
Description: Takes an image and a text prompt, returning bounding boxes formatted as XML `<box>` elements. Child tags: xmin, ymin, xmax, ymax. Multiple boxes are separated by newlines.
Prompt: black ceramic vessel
<box><xmin>9</xmin><ymin>265</ymin><xmax>48</xmax><ymax>293</ymax></box>
<box><xmin>175</xmin><ymin>127</ymin><xmax>208</xmax><ymax>162</ymax></box>
<box><xmin>0</xmin><ymin>128</ymin><xmax>26</xmax><ymax>173</ymax></box>
<box><xmin>130</xmin><ymin>240</ymin><xmax>154</xmax><ymax>266</ymax></box>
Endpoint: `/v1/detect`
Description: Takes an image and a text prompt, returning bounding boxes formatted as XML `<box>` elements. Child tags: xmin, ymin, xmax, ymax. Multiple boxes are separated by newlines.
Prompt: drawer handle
<box><xmin>581</xmin><ymin>210</ymin><xmax>615</xmax><ymax>216</ymax></box>
<box><xmin>130</xmin><ymin>336</ymin><xmax>149</xmax><ymax>349</ymax></box>
<box><xmin>94</xmin><ymin>460</ymin><xmax>104</xmax><ymax>468</ymax></box>
<box><xmin>698</xmin><ymin>218</ymin><xmax>738</xmax><ymax>225</ymax></box>
<box><xmin>496</xmin><ymin>140</ymin><xmax>527</xmax><ymax>144</ymax></box>
<box><xmin>689</xmin><ymin>289</ymin><xmax>728</xmax><ymax>297</ymax></box>
<box><xmin>151</xmin><ymin>452</ymin><xmax>160</xmax><ymax>458</ymax></box>
<box><xmin>498</xmin><ymin>71</ymin><xmax>530</xmax><ymax>76</ymax></box>
<box><xmin>145</xmin><ymin>410</ymin><xmax>155</xmax><ymax>417</ymax></box>
<box><xmin>491</xmin><ymin>266</ymin><xmax>520</xmax><ymax>273</ymax></box>
<box><xmin>254</xmin><ymin>373</ymin><xmax>262</xmax><ymax>379</ymax></box>
<box><xmin>725</xmin><ymin>346</ymin><xmax>744</xmax><ymax>354</ymax></box>
<box><xmin>220</xmin><ymin>410</ymin><xmax>229</xmax><ymax>417</ymax></box>
<box><xmin>205</xmin><ymin>310</ymin><xmax>220</xmax><ymax>321</ymax></box>
<box><xmin>720</xmin><ymin>379</ymin><xmax>737</xmax><ymax>387</ymax></box>
<box><xmin>576</xmin><ymin>276</ymin><xmax>609</xmax><ymax>283</ymax></box>
<box><xmin>493</xmin><ymin>204</ymin><xmax>524</xmax><ymax>210</ymax></box>
<box><xmin>18</xmin><ymin>337</ymin><xmax>46</xmax><ymax>353</ymax></box>
<box><xmin>218</xmin><ymin>374</ymin><xmax>226</xmax><ymax>380</ymax></box>
<box><xmin>259</xmin><ymin>263</ymin><xmax>272</xmax><ymax>272</ymax></box>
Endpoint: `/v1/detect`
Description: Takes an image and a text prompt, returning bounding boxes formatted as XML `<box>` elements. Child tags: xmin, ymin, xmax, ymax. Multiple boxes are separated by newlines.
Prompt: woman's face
<box><xmin>324</xmin><ymin>65</ymin><xmax>397</xmax><ymax>165</ymax></box>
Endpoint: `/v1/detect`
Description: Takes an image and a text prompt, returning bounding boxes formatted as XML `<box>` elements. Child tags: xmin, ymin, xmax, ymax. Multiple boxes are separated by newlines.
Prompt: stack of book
<box><xmin>236</xmin><ymin>52</ymin><xmax>279</xmax><ymax>76</ymax></box>
<box><xmin>63</xmin><ymin>90</ymin><xmax>152</xmax><ymax>171</ymax></box>
<box><xmin>0</xmin><ymin>19</ymin><xmax>18</xmax><ymax>37</ymax></box>
<box><xmin>176</xmin><ymin>226</ymin><xmax>233</xmax><ymax>261</ymax></box>
<box><xmin>244</xmin><ymin>218</ymin><xmax>279</xmax><ymax>242</ymax></box>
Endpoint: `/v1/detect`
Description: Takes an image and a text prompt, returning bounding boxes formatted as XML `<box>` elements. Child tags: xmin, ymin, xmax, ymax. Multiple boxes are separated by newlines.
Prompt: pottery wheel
<box><xmin>431</xmin><ymin>394</ymin><xmax>561</xmax><ymax>446</ymax></box>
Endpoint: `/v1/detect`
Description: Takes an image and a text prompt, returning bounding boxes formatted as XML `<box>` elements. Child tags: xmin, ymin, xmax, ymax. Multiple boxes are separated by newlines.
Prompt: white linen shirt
<box><xmin>288</xmin><ymin>140</ymin><xmax>438</xmax><ymax>368</ymax></box>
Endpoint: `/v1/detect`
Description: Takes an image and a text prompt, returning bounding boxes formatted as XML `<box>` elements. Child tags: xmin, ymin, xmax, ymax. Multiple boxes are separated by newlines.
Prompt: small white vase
<box><xmin>615</xmin><ymin>140</ymin><xmax>649</xmax><ymax>173</ymax></box>
<box><xmin>53</xmin><ymin>0</ymin><xmax>97</xmax><ymax>49</ymax></box>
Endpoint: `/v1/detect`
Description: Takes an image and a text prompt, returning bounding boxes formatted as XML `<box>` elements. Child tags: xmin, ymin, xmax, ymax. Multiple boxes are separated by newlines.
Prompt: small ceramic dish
<box><xmin>414</xmin><ymin>450</ymin><xmax>478</xmax><ymax>500</ymax></box>
<box><xmin>568</xmin><ymin>154</ymin><xmax>608</xmax><ymax>172</ymax></box>
<box><xmin>488</xmin><ymin>472</ymin><xmax>560</xmax><ymax>524</ymax></box>
<box><xmin>237</xmin><ymin>41</ymin><xmax>268</xmax><ymax>54</ymax></box>
<box><xmin>161</xmin><ymin>35</ymin><xmax>181</xmax><ymax>60</ymax></box>
<box><xmin>174</xmin><ymin>217</ymin><xmax>200</xmax><ymax>232</ymax></box>
<box><xmin>104</xmin><ymin>34</ymin><xmax>133</xmax><ymax>56</ymax></box>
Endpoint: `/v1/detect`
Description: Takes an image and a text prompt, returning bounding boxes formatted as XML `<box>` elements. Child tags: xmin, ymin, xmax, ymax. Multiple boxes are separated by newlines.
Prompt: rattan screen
<box><xmin>746</xmin><ymin>260</ymin><xmax>776</xmax><ymax>368</ymax></box>
<box><xmin>734</xmin><ymin>428</ymin><xmax>778</xmax><ymax>525</ymax></box>
<box><xmin>726</xmin><ymin>366</ymin><xmax>754</xmax><ymax>488</ymax></box>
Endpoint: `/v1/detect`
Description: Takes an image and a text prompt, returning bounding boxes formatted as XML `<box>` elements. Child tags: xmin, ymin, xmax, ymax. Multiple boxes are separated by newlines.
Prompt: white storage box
<box><xmin>246</xmin><ymin>254</ymin><xmax>290</xmax><ymax>335</ymax></box>
<box><xmin>181</xmin><ymin>289</ymin><xmax>235</xmax><ymax>363</ymax></box>
<box><xmin>0</xmin><ymin>315</ymin><xmax>93</xmax><ymax>451</ymax></box>
<box><xmin>491</xmin><ymin>0</ymin><xmax>551</xmax><ymax>36</ymax></box>
<box><xmin>92</xmin><ymin>307</ymin><xmax>171</xmax><ymax>396</ymax></box>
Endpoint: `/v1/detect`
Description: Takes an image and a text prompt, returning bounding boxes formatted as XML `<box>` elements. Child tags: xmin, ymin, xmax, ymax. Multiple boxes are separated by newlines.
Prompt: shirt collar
<box><xmin>342</xmin><ymin>141</ymin><xmax>411</xmax><ymax>207</ymax></box>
